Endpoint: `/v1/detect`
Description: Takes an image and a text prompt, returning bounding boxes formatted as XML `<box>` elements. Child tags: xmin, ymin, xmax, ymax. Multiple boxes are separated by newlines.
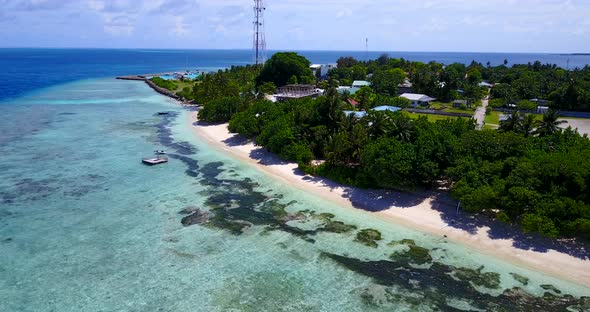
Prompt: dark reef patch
<box><xmin>541</xmin><ymin>284</ymin><xmax>562</xmax><ymax>294</ymax></box>
<box><xmin>1</xmin><ymin>177</ymin><xmax>59</xmax><ymax>204</ymax></box>
<box><xmin>154</xmin><ymin>112</ymin><xmax>197</xmax><ymax>156</ymax></box>
<box><xmin>323</xmin><ymin>252</ymin><xmax>590</xmax><ymax>311</ymax></box>
<box><xmin>453</xmin><ymin>265</ymin><xmax>501</xmax><ymax>289</ymax></box>
<box><xmin>168</xmin><ymin>154</ymin><xmax>200</xmax><ymax>177</ymax></box>
<box><xmin>510</xmin><ymin>273</ymin><xmax>530</xmax><ymax>286</ymax></box>
<box><xmin>389</xmin><ymin>239</ymin><xmax>432</xmax><ymax>265</ymax></box>
<box><xmin>181</xmin><ymin>208</ymin><xmax>212</xmax><ymax>226</ymax></box>
<box><xmin>355</xmin><ymin>229</ymin><xmax>382</xmax><ymax>248</ymax></box>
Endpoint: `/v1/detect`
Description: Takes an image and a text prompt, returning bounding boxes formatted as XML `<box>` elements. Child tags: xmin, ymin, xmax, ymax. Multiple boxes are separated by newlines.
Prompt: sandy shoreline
<box><xmin>186</xmin><ymin>111</ymin><xmax>590</xmax><ymax>287</ymax></box>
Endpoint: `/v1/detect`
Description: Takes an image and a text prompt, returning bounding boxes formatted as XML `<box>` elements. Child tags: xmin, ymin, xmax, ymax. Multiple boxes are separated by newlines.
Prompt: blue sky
<box><xmin>0</xmin><ymin>0</ymin><xmax>589</xmax><ymax>53</ymax></box>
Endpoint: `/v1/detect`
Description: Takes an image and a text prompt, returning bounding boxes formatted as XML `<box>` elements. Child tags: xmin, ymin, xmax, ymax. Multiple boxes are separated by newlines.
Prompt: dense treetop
<box><xmin>256</xmin><ymin>52</ymin><xmax>316</xmax><ymax>87</ymax></box>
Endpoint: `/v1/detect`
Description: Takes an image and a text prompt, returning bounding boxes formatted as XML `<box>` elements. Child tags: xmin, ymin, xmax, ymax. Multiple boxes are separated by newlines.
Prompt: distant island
<box><xmin>136</xmin><ymin>52</ymin><xmax>590</xmax><ymax>243</ymax></box>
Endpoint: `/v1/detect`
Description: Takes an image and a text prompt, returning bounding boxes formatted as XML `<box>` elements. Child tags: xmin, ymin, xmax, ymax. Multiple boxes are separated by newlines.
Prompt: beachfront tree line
<box><xmin>193</xmin><ymin>53</ymin><xmax>590</xmax><ymax>240</ymax></box>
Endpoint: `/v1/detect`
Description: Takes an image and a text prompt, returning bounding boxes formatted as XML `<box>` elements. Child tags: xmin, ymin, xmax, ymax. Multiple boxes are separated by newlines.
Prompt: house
<box><xmin>347</xmin><ymin>98</ymin><xmax>359</xmax><ymax>107</ymax></box>
<box><xmin>338</xmin><ymin>81</ymin><xmax>371</xmax><ymax>95</ymax></box>
<box><xmin>397</xmin><ymin>79</ymin><xmax>413</xmax><ymax>95</ymax></box>
<box><xmin>348</xmin><ymin>80</ymin><xmax>371</xmax><ymax>95</ymax></box>
<box><xmin>352</xmin><ymin>80</ymin><xmax>371</xmax><ymax>88</ymax></box>
<box><xmin>310</xmin><ymin>64</ymin><xmax>322</xmax><ymax>75</ymax></box>
<box><xmin>530</xmin><ymin>99</ymin><xmax>551</xmax><ymax>114</ymax></box>
<box><xmin>372</xmin><ymin>106</ymin><xmax>402</xmax><ymax>112</ymax></box>
<box><xmin>337</xmin><ymin>86</ymin><xmax>353</xmax><ymax>94</ymax></box>
<box><xmin>400</xmin><ymin>93</ymin><xmax>436</xmax><ymax>107</ymax></box>
<box><xmin>537</xmin><ymin>106</ymin><xmax>550</xmax><ymax>114</ymax></box>
<box><xmin>479</xmin><ymin>81</ymin><xmax>493</xmax><ymax>88</ymax></box>
<box><xmin>530</xmin><ymin>98</ymin><xmax>550</xmax><ymax>106</ymax></box>
<box><xmin>310</xmin><ymin>63</ymin><xmax>337</xmax><ymax>79</ymax></box>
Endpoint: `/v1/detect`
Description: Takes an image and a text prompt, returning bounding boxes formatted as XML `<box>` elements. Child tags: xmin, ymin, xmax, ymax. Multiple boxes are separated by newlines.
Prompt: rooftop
<box><xmin>400</xmin><ymin>93</ymin><xmax>436</xmax><ymax>102</ymax></box>
<box><xmin>344</xmin><ymin>111</ymin><xmax>367</xmax><ymax>118</ymax></box>
<box><xmin>352</xmin><ymin>80</ymin><xmax>371</xmax><ymax>87</ymax></box>
<box><xmin>373</xmin><ymin>105</ymin><xmax>402</xmax><ymax>112</ymax></box>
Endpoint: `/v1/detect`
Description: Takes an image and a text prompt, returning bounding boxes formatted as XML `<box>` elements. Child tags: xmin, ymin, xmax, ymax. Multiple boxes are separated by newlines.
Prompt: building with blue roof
<box><xmin>343</xmin><ymin>111</ymin><xmax>367</xmax><ymax>118</ymax></box>
<box><xmin>372</xmin><ymin>105</ymin><xmax>402</xmax><ymax>112</ymax></box>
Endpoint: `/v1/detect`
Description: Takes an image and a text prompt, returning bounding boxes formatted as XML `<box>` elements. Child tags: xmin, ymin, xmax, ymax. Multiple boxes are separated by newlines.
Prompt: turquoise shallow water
<box><xmin>1</xmin><ymin>79</ymin><xmax>589</xmax><ymax>311</ymax></box>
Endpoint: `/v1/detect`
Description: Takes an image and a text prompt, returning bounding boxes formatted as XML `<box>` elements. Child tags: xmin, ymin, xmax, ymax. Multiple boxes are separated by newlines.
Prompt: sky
<box><xmin>0</xmin><ymin>0</ymin><xmax>589</xmax><ymax>53</ymax></box>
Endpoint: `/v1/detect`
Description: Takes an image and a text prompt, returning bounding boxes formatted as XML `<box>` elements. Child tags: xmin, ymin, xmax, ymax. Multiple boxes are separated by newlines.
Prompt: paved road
<box><xmin>474</xmin><ymin>97</ymin><xmax>489</xmax><ymax>130</ymax></box>
<box><xmin>560</xmin><ymin>118</ymin><xmax>590</xmax><ymax>136</ymax></box>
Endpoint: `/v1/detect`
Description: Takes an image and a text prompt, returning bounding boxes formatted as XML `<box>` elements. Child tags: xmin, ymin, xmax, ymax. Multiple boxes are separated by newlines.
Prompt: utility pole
<box><xmin>253</xmin><ymin>0</ymin><xmax>266</xmax><ymax>66</ymax></box>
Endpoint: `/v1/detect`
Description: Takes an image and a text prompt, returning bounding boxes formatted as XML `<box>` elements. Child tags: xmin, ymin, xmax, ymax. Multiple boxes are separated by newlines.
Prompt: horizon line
<box><xmin>0</xmin><ymin>46</ymin><xmax>587</xmax><ymax>56</ymax></box>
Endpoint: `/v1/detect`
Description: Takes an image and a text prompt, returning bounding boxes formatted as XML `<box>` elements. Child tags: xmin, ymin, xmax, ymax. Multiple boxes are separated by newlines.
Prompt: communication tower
<box><xmin>253</xmin><ymin>0</ymin><xmax>266</xmax><ymax>65</ymax></box>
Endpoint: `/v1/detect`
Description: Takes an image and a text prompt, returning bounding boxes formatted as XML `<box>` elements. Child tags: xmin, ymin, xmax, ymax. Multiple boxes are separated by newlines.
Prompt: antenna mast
<box><xmin>365</xmin><ymin>38</ymin><xmax>369</xmax><ymax>61</ymax></box>
<box><xmin>253</xmin><ymin>0</ymin><xmax>266</xmax><ymax>66</ymax></box>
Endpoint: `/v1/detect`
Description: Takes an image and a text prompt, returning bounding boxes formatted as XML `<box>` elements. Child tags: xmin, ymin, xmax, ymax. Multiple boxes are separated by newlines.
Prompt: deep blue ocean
<box><xmin>1</xmin><ymin>48</ymin><xmax>590</xmax><ymax>101</ymax></box>
<box><xmin>1</xmin><ymin>49</ymin><xmax>590</xmax><ymax>311</ymax></box>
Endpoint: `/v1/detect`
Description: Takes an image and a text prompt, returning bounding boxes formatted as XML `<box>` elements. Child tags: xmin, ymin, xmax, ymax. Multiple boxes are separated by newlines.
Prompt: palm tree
<box><xmin>349</xmin><ymin>124</ymin><xmax>368</xmax><ymax>164</ymax></box>
<box><xmin>499</xmin><ymin>110</ymin><xmax>522</xmax><ymax>133</ymax></box>
<box><xmin>390</xmin><ymin>117</ymin><xmax>414</xmax><ymax>143</ymax></box>
<box><xmin>366</xmin><ymin>111</ymin><xmax>390</xmax><ymax>138</ymax></box>
<box><xmin>324</xmin><ymin>132</ymin><xmax>351</xmax><ymax>165</ymax></box>
<box><xmin>535</xmin><ymin>109</ymin><xmax>567</xmax><ymax>137</ymax></box>
<box><xmin>521</xmin><ymin>114</ymin><xmax>536</xmax><ymax>138</ymax></box>
<box><xmin>339</xmin><ymin>113</ymin><xmax>358</xmax><ymax>133</ymax></box>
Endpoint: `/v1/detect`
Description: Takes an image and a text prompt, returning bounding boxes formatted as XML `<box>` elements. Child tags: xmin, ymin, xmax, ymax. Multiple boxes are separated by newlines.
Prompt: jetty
<box><xmin>115</xmin><ymin>73</ymin><xmax>170</xmax><ymax>81</ymax></box>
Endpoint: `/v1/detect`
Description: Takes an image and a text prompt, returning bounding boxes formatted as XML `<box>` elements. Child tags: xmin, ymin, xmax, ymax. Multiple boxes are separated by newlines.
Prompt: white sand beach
<box><xmin>188</xmin><ymin>111</ymin><xmax>590</xmax><ymax>287</ymax></box>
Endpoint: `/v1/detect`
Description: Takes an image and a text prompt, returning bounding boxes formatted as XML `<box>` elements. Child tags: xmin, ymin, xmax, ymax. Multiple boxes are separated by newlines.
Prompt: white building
<box><xmin>400</xmin><ymin>93</ymin><xmax>436</xmax><ymax>107</ymax></box>
<box><xmin>337</xmin><ymin>81</ymin><xmax>371</xmax><ymax>95</ymax></box>
<box><xmin>537</xmin><ymin>106</ymin><xmax>550</xmax><ymax>114</ymax></box>
<box><xmin>310</xmin><ymin>63</ymin><xmax>337</xmax><ymax>79</ymax></box>
<box><xmin>352</xmin><ymin>80</ymin><xmax>371</xmax><ymax>88</ymax></box>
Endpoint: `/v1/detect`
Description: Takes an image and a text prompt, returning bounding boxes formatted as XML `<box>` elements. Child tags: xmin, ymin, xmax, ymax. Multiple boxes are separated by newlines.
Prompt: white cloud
<box><xmin>172</xmin><ymin>16</ymin><xmax>189</xmax><ymax>36</ymax></box>
<box><xmin>336</xmin><ymin>8</ymin><xmax>352</xmax><ymax>18</ymax></box>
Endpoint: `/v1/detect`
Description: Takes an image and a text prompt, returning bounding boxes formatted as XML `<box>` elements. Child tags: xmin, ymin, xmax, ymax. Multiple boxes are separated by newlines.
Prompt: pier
<box><xmin>115</xmin><ymin>74</ymin><xmax>185</xmax><ymax>102</ymax></box>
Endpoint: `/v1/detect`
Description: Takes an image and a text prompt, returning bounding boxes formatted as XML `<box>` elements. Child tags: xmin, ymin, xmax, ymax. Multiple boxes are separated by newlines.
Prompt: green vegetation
<box><xmin>197</xmin><ymin>97</ymin><xmax>243</xmax><ymax>123</ymax></box>
<box><xmin>487</xmin><ymin>61</ymin><xmax>590</xmax><ymax>111</ymax></box>
<box><xmin>150</xmin><ymin>77</ymin><xmax>177</xmax><ymax>91</ymax></box>
<box><xmin>256</xmin><ymin>52</ymin><xmax>315</xmax><ymax>87</ymax></box>
<box><xmin>441</xmin><ymin>107</ymin><xmax>474</xmax><ymax>114</ymax></box>
<box><xmin>330</xmin><ymin>55</ymin><xmax>486</xmax><ymax>102</ymax></box>
<box><xmin>195</xmin><ymin>54</ymin><xmax>590</xmax><ymax>241</ymax></box>
<box><xmin>405</xmin><ymin>112</ymin><xmax>460</xmax><ymax>122</ymax></box>
<box><xmin>484</xmin><ymin>111</ymin><xmax>501</xmax><ymax>124</ymax></box>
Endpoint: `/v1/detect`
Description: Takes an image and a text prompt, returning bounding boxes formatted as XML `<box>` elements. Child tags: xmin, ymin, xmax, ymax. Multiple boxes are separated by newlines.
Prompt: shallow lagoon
<box><xmin>1</xmin><ymin>79</ymin><xmax>589</xmax><ymax>311</ymax></box>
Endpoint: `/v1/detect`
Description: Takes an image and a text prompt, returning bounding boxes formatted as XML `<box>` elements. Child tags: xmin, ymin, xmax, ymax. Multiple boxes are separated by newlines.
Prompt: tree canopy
<box><xmin>256</xmin><ymin>52</ymin><xmax>315</xmax><ymax>87</ymax></box>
